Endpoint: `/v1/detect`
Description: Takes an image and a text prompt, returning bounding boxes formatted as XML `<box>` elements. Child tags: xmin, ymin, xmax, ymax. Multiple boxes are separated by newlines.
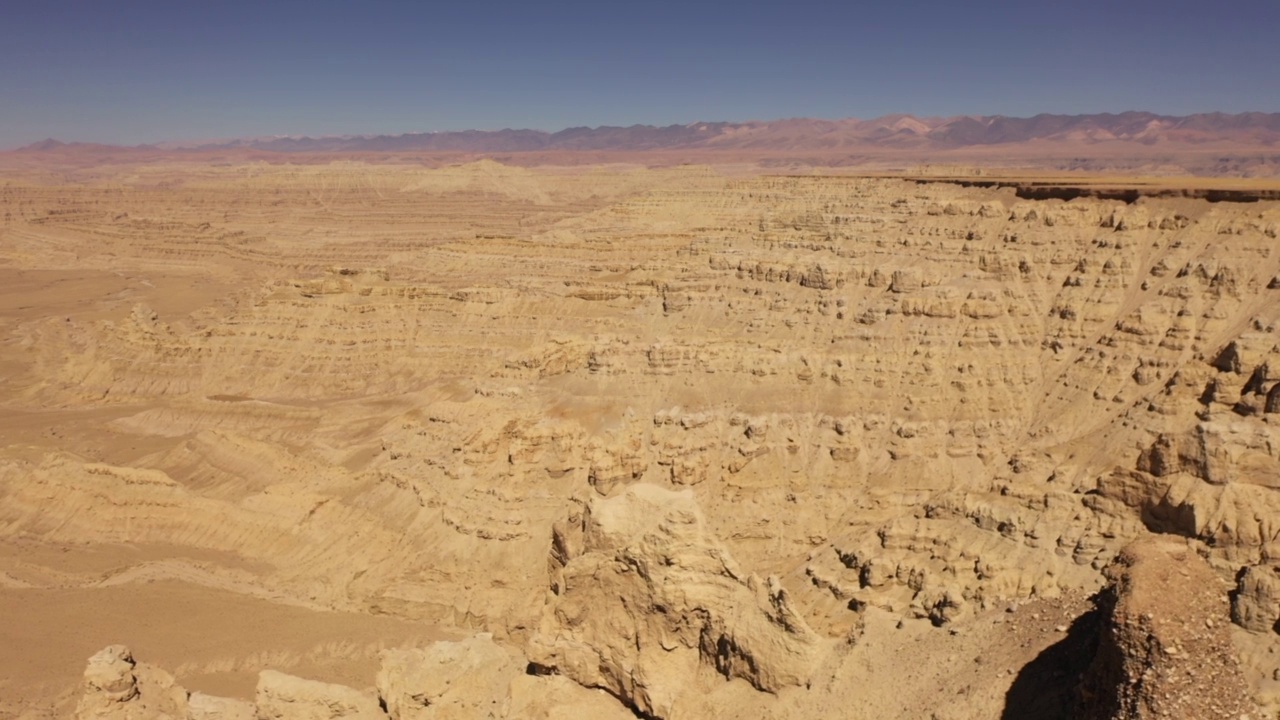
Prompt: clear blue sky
<box><xmin>3</xmin><ymin>0</ymin><xmax>1278</xmax><ymax>147</ymax></box>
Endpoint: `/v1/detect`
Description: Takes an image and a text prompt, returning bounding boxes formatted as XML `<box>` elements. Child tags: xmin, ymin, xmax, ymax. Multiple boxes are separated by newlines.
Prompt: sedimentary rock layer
<box><xmin>2</xmin><ymin>160</ymin><xmax>1279</xmax><ymax>718</ymax></box>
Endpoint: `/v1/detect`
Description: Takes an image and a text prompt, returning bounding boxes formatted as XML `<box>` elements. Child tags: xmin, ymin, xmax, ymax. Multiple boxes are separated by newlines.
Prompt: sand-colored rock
<box><xmin>3</xmin><ymin>159</ymin><xmax>1280</xmax><ymax>718</ymax></box>
<box><xmin>74</xmin><ymin>645</ymin><xmax>187</xmax><ymax>720</ymax></box>
<box><xmin>376</xmin><ymin>635</ymin><xmax>518</xmax><ymax>720</ymax></box>
<box><xmin>374</xmin><ymin>633</ymin><xmax>638</xmax><ymax>720</ymax></box>
<box><xmin>1076</xmin><ymin>538</ymin><xmax>1256</xmax><ymax>719</ymax></box>
<box><xmin>186</xmin><ymin>693</ymin><xmax>256</xmax><ymax>720</ymax></box>
<box><xmin>505</xmin><ymin>675</ymin><xmax>636</xmax><ymax>720</ymax></box>
<box><xmin>528</xmin><ymin>484</ymin><xmax>822</xmax><ymax>717</ymax></box>
<box><xmin>1233</xmin><ymin>564</ymin><xmax>1280</xmax><ymax>634</ymax></box>
<box><xmin>81</xmin><ymin>646</ymin><xmax>142</xmax><ymax>706</ymax></box>
<box><xmin>255</xmin><ymin>671</ymin><xmax>384</xmax><ymax>720</ymax></box>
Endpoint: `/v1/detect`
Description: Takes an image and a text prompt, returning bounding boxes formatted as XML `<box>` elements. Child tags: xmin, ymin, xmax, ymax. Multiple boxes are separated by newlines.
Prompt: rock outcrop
<box><xmin>375</xmin><ymin>633</ymin><xmax>637</xmax><ymax>720</ymax></box>
<box><xmin>528</xmin><ymin>484</ymin><xmax>823</xmax><ymax>718</ymax></box>
<box><xmin>376</xmin><ymin>635</ymin><xmax>519</xmax><ymax>720</ymax></box>
<box><xmin>255</xmin><ymin>670</ymin><xmax>384</xmax><ymax>720</ymax></box>
<box><xmin>1233</xmin><ymin>564</ymin><xmax>1280</xmax><ymax>634</ymax></box>
<box><xmin>74</xmin><ymin>645</ymin><xmax>239</xmax><ymax>720</ymax></box>
<box><xmin>1076</xmin><ymin>538</ymin><xmax>1255</xmax><ymax>719</ymax></box>
<box><xmin>71</xmin><ymin>641</ymin><xmax>636</xmax><ymax>720</ymax></box>
<box><xmin>186</xmin><ymin>693</ymin><xmax>256</xmax><ymax>720</ymax></box>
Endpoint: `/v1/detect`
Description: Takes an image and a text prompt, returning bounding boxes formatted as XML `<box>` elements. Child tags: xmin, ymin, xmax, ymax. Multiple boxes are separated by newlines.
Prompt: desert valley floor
<box><xmin>3</xmin><ymin>158</ymin><xmax>1280</xmax><ymax>719</ymax></box>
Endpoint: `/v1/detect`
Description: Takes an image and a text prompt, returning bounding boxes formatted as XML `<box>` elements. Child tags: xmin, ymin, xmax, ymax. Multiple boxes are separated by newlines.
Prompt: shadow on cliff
<box><xmin>999</xmin><ymin>607</ymin><xmax>1102</xmax><ymax>720</ymax></box>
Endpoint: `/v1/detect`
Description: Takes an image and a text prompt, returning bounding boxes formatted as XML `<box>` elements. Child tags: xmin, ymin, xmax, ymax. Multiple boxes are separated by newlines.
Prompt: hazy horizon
<box><xmin>14</xmin><ymin>108</ymin><xmax>1280</xmax><ymax>152</ymax></box>
<box><xmin>4</xmin><ymin>0</ymin><xmax>1279</xmax><ymax>147</ymax></box>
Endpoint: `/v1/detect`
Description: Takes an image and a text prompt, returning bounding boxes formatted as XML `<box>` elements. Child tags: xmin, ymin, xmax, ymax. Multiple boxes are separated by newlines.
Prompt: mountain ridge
<box><xmin>15</xmin><ymin>111</ymin><xmax>1280</xmax><ymax>155</ymax></box>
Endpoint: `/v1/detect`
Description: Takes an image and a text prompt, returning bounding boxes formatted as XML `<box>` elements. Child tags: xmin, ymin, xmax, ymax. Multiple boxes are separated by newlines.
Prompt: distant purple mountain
<box><xmin>17</xmin><ymin>112</ymin><xmax>1280</xmax><ymax>154</ymax></box>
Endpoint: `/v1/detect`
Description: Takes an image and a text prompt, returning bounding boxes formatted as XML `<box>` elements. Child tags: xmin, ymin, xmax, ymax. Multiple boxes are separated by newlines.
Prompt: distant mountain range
<box><xmin>16</xmin><ymin>112</ymin><xmax>1280</xmax><ymax>155</ymax></box>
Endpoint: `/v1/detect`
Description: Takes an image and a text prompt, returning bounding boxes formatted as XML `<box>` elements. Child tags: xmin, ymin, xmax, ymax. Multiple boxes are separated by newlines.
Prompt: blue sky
<box><xmin>3</xmin><ymin>0</ymin><xmax>1278</xmax><ymax>147</ymax></box>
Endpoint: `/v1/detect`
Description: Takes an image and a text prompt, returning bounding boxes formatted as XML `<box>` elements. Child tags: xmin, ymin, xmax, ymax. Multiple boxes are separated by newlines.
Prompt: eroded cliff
<box><xmin>2</xmin><ymin>161</ymin><xmax>1279</xmax><ymax>718</ymax></box>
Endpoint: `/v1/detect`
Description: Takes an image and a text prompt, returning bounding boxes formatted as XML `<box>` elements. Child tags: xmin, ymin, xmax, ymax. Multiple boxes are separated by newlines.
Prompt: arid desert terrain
<box><xmin>4</xmin><ymin>155</ymin><xmax>1280</xmax><ymax>719</ymax></box>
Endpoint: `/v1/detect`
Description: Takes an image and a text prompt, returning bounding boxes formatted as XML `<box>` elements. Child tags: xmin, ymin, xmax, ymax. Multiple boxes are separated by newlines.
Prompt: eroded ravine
<box><xmin>2</xmin><ymin>160</ymin><xmax>1279</xmax><ymax>719</ymax></box>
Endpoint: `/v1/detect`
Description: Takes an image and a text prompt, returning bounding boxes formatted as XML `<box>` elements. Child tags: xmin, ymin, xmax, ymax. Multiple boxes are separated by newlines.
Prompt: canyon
<box><xmin>2</xmin><ymin>154</ymin><xmax>1280</xmax><ymax>718</ymax></box>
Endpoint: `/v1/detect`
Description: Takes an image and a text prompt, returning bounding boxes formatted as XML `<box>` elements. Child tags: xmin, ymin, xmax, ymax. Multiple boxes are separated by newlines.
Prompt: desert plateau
<box><xmin>14</xmin><ymin>0</ymin><xmax>1280</xmax><ymax>714</ymax></box>
<box><xmin>0</xmin><ymin>139</ymin><xmax>1278</xmax><ymax>720</ymax></box>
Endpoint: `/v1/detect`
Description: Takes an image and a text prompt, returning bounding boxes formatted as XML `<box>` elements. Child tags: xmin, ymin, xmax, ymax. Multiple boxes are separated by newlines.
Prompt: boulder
<box><xmin>74</xmin><ymin>645</ymin><xmax>188</xmax><ymax>720</ymax></box>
